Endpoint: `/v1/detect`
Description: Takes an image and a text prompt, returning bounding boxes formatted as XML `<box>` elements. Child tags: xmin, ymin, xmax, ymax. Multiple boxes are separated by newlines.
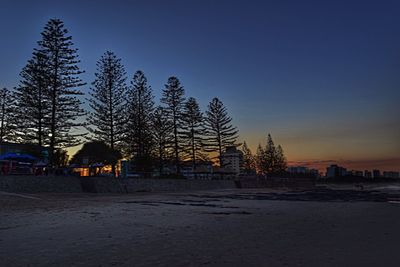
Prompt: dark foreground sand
<box><xmin>1</xmin><ymin>187</ymin><xmax>400</xmax><ymax>267</ymax></box>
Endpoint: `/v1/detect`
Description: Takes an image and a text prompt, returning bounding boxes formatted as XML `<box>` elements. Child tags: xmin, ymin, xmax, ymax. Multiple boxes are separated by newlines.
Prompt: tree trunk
<box><xmin>191</xmin><ymin>128</ymin><xmax>196</xmax><ymax>179</ymax></box>
<box><xmin>109</xmin><ymin>72</ymin><xmax>116</xmax><ymax>177</ymax></box>
<box><xmin>0</xmin><ymin>99</ymin><xmax>5</xmax><ymax>144</ymax></box>
<box><xmin>173</xmin><ymin>112</ymin><xmax>180</xmax><ymax>175</ymax></box>
<box><xmin>49</xmin><ymin>50</ymin><xmax>59</xmax><ymax>168</ymax></box>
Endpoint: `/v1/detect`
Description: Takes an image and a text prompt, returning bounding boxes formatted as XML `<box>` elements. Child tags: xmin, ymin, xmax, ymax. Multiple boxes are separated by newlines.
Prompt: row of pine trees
<box><xmin>241</xmin><ymin>134</ymin><xmax>287</xmax><ymax>175</ymax></box>
<box><xmin>86</xmin><ymin>53</ymin><xmax>239</xmax><ymax>175</ymax></box>
<box><xmin>0</xmin><ymin>18</ymin><xmax>287</xmax><ymax>176</ymax></box>
<box><xmin>0</xmin><ymin>18</ymin><xmax>240</xmax><ymax>175</ymax></box>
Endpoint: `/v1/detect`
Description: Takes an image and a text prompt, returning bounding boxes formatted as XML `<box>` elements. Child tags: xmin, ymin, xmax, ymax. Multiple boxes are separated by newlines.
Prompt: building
<box><xmin>221</xmin><ymin>146</ymin><xmax>243</xmax><ymax>176</ymax></box>
<box><xmin>287</xmin><ymin>166</ymin><xmax>307</xmax><ymax>174</ymax></box>
<box><xmin>372</xmin><ymin>169</ymin><xmax>381</xmax><ymax>179</ymax></box>
<box><xmin>287</xmin><ymin>166</ymin><xmax>319</xmax><ymax>177</ymax></box>
<box><xmin>364</xmin><ymin>170</ymin><xmax>372</xmax><ymax>178</ymax></box>
<box><xmin>180</xmin><ymin>160</ymin><xmax>214</xmax><ymax>179</ymax></box>
<box><xmin>70</xmin><ymin>163</ymin><xmax>114</xmax><ymax>177</ymax></box>
<box><xmin>326</xmin><ymin>164</ymin><xmax>347</xmax><ymax>178</ymax></box>
<box><xmin>348</xmin><ymin>170</ymin><xmax>364</xmax><ymax>177</ymax></box>
<box><xmin>383</xmin><ymin>171</ymin><xmax>400</xmax><ymax>179</ymax></box>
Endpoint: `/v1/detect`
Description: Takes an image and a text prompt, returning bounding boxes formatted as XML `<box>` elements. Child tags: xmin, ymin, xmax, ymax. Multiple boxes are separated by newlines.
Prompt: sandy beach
<box><xmin>1</xmin><ymin>186</ymin><xmax>400</xmax><ymax>266</ymax></box>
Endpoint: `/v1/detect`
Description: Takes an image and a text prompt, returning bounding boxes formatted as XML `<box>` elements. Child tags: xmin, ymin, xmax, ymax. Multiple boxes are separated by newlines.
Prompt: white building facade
<box><xmin>220</xmin><ymin>146</ymin><xmax>243</xmax><ymax>176</ymax></box>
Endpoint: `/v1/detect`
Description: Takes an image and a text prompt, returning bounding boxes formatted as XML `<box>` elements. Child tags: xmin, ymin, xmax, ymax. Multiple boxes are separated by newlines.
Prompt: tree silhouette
<box><xmin>255</xmin><ymin>144</ymin><xmax>267</xmax><ymax>175</ymax></box>
<box><xmin>125</xmin><ymin>70</ymin><xmax>155</xmax><ymax>174</ymax></box>
<box><xmin>161</xmin><ymin>77</ymin><xmax>185</xmax><ymax>174</ymax></box>
<box><xmin>53</xmin><ymin>149</ymin><xmax>69</xmax><ymax>167</ymax></box>
<box><xmin>15</xmin><ymin>52</ymin><xmax>51</xmax><ymax>147</ymax></box>
<box><xmin>264</xmin><ymin>133</ymin><xmax>276</xmax><ymax>173</ymax></box>
<box><xmin>0</xmin><ymin>88</ymin><xmax>16</xmax><ymax>144</ymax></box>
<box><xmin>241</xmin><ymin>141</ymin><xmax>256</xmax><ymax>174</ymax></box>
<box><xmin>180</xmin><ymin>97</ymin><xmax>205</xmax><ymax>173</ymax></box>
<box><xmin>255</xmin><ymin>134</ymin><xmax>287</xmax><ymax>175</ymax></box>
<box><xmin>36</xmin><ymin>18</ymin><xmax>86</xmax><ymax>167</ymax></box>
<box><xmin>152</xmin><ymin>106</ymin><xmax>174</xmax><ymax>176</ymax></box>
<box><xmin>71</xmin><ymin>141</ymin><xmax>121</xmax><ymax>167</ymax></box>
<box><xmin>87</xmin><ymin>51</ymin><xmax>127</xmax><ymax>175</ymax></box>
<box><xmin>204</xmin><ymin>97</ymin><xmax>238</xmax><ymax>166</ymax></box>
<box><xmin>275</xmin><ymin>144</ymin><xmax>287</xmax><ymax>173</ymax></box>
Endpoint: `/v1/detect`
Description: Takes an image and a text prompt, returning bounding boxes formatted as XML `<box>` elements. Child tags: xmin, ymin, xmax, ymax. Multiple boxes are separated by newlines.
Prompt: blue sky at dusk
<box><xmin>0</xmin><ymin>0</ymin><xmax>399</xmax><ymax>171</ymax></box>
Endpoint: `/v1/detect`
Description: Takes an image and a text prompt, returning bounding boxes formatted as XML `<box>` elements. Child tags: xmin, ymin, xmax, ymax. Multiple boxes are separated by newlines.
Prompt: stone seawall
<box><xmin>0</xmin><ymin>175</ymin><xmax>83</xmax><ymax>193</ymax></box>
<box><xmin>238</xmin><ymin>177</ymin><xmax>316</xmax><ymax>189</ymax></box>
<box><xmin>80</xmin><ymin>177</ymin><xmax>124</xmax><ymax>193</ymax></box>
<box><xmin>0</xmin><ymin>176</ymin><xmax>236</xmax><ymax>193</ymax></box>
<box><xmin>78</xmin><ymin>177</ymin><xmax>236</xmax><ymax>193</ymax></box>
<box><xmin>120</xmin><ymin>178</ymin><xmax>236</xmax><ymax>193</ymax></box>
<box><xmin>0</xmin><ymin>176</ymin><xmax>314</xmax><ymax>194</ymax></box>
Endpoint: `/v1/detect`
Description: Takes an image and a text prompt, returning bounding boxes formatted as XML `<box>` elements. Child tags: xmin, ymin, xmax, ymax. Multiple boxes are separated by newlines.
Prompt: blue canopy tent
<box><xmin>0</xmin><ymin>152</ymin><xmax>37</xmax><ymax>162</ymax></box>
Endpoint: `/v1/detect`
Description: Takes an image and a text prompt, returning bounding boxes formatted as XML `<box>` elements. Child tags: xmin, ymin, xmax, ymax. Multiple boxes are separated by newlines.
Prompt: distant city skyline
<box><xmin>0</xmin><ymin>0</ymin><xmax>399</xmax><ymax>171</ymax></box>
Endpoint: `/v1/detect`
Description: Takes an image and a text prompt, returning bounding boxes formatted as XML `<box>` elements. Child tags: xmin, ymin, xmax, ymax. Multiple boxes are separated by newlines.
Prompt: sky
<box><xmin>0</xmin><ymin>0</ymin><xmax>399</xmax><ymax>172</ymax></box>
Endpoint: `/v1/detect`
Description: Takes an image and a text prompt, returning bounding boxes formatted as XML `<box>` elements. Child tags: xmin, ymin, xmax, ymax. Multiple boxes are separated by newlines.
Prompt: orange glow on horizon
<box><xmin>66</xmin><ymin>134</ymin><xmax>400</xmax><ymax>174</ymax></box>
<box><xmin>240</xmin><ymin>133</ymin><xmax>400</xmax><ymax>173</ymax></box>
<box><xmin>287</xmin><ymin>158</ymin><xmax>400</xmax><ymax>174</ymax></box>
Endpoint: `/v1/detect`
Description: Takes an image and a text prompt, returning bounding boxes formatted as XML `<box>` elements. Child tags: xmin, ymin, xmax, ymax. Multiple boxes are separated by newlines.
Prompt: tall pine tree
<box><xmin>125</xmin><ymin>70</ymin><xmax>155</xmax><ymax>173</ymax></box>
<box><xmin>161</xmin><ymin>77</ymin><xmax>185</xmax><ymax>175</ymax></box>
<box><xmin>87</xmin><ymin>51</ymin><xmax>127</xmax><ymax>176</ymax></box>
<box><xmin>0</xmin><ymin>88</ymin><xmax>16</xmax><ymax>144</ymax></box>
<box><xmin>180</xmin><ymin>97</ymin><xmax>204</xmax><ymax>172</ymax></box>
<box><xmin>241</xmin><ymin>141</ymin><xmax>256</xmax><ymax>174</ymax></box>
<box><xmin>87</xmin><ymin>52</ymin><xmax>127</xmax><ymax>148</ymax></box>
<box><xmin>255</xmin><ymin>144</ymin><xmax>267</xmax><ymax>175</ymax></box>
<box><xmin>264</xmin><ymin>133</ymin><xmax>276</xmax><ymax>173</ymax></box>
<box><xmin>275</xmin><ymin>144</ymin><xmax>287</xmax><ymax>173</ymax></box>
<box><xmin>15</xmin><ymin>52</ymin><xmax>51</xmax><ymax>147</ymax></box>
<box><xmin>152</xmin><ymin>106</ymin><xmax>174</xmax><ymax>176</ymax></box>
<box><xmin>204</xmin><ymin>97</ymin><xmax>238</xmax><ymax>166</ymax></box>
<box><xmin>36</xmin><ymin>18</ymin><xmax>86</xmax><ymax>166</ymax></box>
<box><xmin>255</xmin><ymin>134</ymin><xmax>287</xmax><ymax>175</ymax></box>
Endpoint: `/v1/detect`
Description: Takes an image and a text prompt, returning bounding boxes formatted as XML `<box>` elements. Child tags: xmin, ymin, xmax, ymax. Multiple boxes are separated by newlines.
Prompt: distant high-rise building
<box><xmin>287</xmin><ymin>166</ymin><xmax>319</xmax><ymax>177</ymax></box>
<box><xmin>372</xmin><ymin>169</ymin><xmax>381</xmax><ymax>179</ymax></box>
<box><xmin>287</xmin><ymin>166</ymin><xmax>307</xmax><ymax>174</ymax></box>
<box><xmin>326</xmin><ymin>165</ymin><xmax>347</xmax><ymax>178</ymax></box>
<box><xmin>364</xmin><ymin>170</ymin><xmax>372</xmax><ymax>178</ymax></box>
<box><xmin>309</xmin><ymin>169</ymin><xmax>320</xmax><ymax>177</ymax></box>
<box><xmin>221</xmin><ymin>146</ymin><xmax>243</xmax><ymax>175</ymax></box>
<box><xmin>356</xmin><ymin>171</ymin><xmax>363</xmax><ymax>177</ymax></box>
<box><xmin>349</xmin><ymin>170</ymin><xmax>364</xmax><ymax>177</ymax></box>
<box><xmin>383</xmin><ymin>171</ymin><xmax>400</xmax><ymax>179</ymax></box>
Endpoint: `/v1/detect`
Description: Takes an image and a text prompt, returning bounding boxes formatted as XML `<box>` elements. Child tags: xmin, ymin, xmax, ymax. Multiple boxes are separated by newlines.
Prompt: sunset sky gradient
<box><xmin>0</xmin><ymin>0</ymin><xmax>399</xmax><ymax>172</ymax></box>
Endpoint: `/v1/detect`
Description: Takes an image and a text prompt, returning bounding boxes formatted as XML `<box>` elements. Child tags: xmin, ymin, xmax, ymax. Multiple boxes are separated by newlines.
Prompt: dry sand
<box><xmin>1</xmin><ymin>187</ymin><xmax>400</xmax><ymax>266</ymax></box>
